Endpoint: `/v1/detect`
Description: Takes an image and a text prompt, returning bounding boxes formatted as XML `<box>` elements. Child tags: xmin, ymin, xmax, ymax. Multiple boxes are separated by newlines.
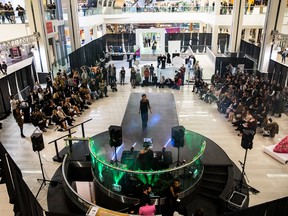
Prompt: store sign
<box><xmin>46</xmin><ymin>22</ymin><xmax>53</xmax><ymax>34</ymax></box>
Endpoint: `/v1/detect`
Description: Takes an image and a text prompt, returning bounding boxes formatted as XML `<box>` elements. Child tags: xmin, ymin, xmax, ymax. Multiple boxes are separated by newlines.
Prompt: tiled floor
<box><xmin>0</xmin><ymin>55</ymin><xmax>287</xmax><ymax>215</ymax></box>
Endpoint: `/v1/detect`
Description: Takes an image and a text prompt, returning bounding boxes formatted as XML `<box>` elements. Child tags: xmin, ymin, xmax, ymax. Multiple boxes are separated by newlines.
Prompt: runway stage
<box><xmin>47</xmin><ymin>93</ymin><xmax>240</xmax><ymax>216</ymax></box>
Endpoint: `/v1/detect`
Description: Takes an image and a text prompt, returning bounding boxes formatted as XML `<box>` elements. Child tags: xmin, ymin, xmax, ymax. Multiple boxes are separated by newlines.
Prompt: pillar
<box><xmin>66</xmin><ymin>0</ymin><xmax>81</xmax><ymax>51</ymax></box>
<box><xmin>254</xmin><ymin>29</ymin><xmax>260</xmax><ymax>44</ymax></box>
<box><xmin>244</xmin><ymin>29</ymin><xmax>251</xmax><ymax>41</ymax></box>
<box><xmin>211</xmin><ymin>25</ymin><xmax>219</xmax><ymax>54</ymax></box>
<box><xmin>258</xmin><ymin>0</ymin><xmax>286</xmax><ymax>73</ymax></box>
<box><xmin>25</xmin><ymin>0</ymin><xmax>51</xmax><ymax>73</ymax></box>
<box><xmin>206</xmin><ymin>24</ymin><xmax>212</xmax><ymax>33</ymax></box>
<box><xmin>214</xmin><ymin>0</ymin><xmax>221</xmax><ymax>15</ymax></box>
<box><xmin>229</xmin><ymin>0</ymin><xmax>245</xmax><ymax>53</ymax></box>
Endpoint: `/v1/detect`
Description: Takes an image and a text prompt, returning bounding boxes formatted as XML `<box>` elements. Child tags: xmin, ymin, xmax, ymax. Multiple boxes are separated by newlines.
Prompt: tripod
<box><xmin>235</xmin><ymin>148</ymin><xmax>259</xmax><ymax>195</ymax></box>
<box><xmin>35</xmin><ymin>150</ymin><xmax>56</xmax><ymax>198</ymax></box>
<box><xmin>171</xmin><ymin>146</ymin><xmax>181</xmax><ymax>167</ymax></box>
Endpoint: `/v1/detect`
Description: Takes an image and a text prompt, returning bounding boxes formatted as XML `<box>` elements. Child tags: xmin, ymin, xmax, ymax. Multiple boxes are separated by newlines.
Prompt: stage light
<box><xmin>162</xmin><ymin>146</ymin><xmax>166</xmax><ymax>153</ymax></box>
<box><xmin>112</xmin><ymin>183</ymin><xmax>122</xmax><ymax>192</ymax></box>
<box><xmin>130</xmin><ymin>146</ymin><xmax>134</xmax><ymax>152</ymax></box>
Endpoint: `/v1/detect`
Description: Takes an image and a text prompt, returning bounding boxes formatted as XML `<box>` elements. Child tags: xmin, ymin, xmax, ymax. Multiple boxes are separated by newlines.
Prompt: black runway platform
<box><xmin>47</xmin><ymin>93</ymin><xmax>243</xmax><ymax>216</ymax></box>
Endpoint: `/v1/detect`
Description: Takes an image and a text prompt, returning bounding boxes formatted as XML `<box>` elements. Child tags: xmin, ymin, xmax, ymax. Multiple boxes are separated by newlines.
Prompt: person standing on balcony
<box><xmin>2</xmin><ymin>62</ymin><xmax>7</xmax><ymax>75</ymax></box>
<box><xmin>16</xmin><ymin>5</ymin><xmax>25</xmax><ymax>23</ymax></box>
<box><xmin>0</xmin><ymin>3</ymin><xmax>5</xmax><ymax>23</ymax></box>
<box><xmin>51</xmin><ymin>2</ymin><xmax>56</xmax><ymax>19</ymax></box>
<box><xmin>82</xmin><ymin>4</ymin><xmax>87</xmax><ymax>16</ymax></box>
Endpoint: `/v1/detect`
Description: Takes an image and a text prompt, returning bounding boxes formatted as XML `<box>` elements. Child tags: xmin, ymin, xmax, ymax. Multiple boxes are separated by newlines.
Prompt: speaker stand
<box><xmin>112</xmin><ymin>146</ymin><xmax>120</xmax><ymax>166</ymax></box>
<box><xmin>35</xmin><ymin>151</ymin><xmax>58</xmax><ymax>198</ymax></box>
<box><xmin>172</xmin><ymin>147</ymin><xmax>181</xmax><ymax>167</ymax></box>
<box><xmin>235</xmin><ymin>148</ymin><xmax>259</xmax><ymax>195</ymax></box>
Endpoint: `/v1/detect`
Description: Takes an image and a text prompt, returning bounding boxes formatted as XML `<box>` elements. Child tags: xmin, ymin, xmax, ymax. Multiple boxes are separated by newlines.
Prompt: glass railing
<box><xmin>124</xmin><ymin>5</ymin><xmax>266</xmax><ymax>15</ymax></box>
<box><xmin>89</xmin><ymin>129</ymin><xmax>206</xmax><ymax>202</ymax></box>
<box><xmin>62</xmin><ymin>154</ymin><xmax>95</xmax><ymax>212</ymax></box>
<box><xmin>60</xmin><ymin>5</ymin><xmax>267</xmax><ymax>17</ymax></box>
<box><xmin>44</xmin><ymin>9</ymin><xmax>60</xmax><ymax>20</ymax></box>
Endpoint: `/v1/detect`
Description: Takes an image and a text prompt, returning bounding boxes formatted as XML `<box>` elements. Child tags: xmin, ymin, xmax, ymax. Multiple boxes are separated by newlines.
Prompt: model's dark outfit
<box><xmin>140</xmin><ymin>99</ymin><xmax>151</xmax><ymax>128</ymax></box>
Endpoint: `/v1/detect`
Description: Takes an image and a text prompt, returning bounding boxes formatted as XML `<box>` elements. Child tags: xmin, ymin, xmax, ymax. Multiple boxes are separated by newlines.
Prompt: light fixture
<box><xmin>112</xmin><ymin>183</ymin><xmax>122</xmax><ymax>192</ymax></box>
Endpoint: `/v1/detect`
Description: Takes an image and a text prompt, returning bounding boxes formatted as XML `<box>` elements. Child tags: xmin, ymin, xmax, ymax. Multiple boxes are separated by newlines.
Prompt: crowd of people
<box><xmin>0</xmin><ymin>2</ymin><xmax>25</xmax><ymax>24</ymax></box>
<box><xmin>193</xmin><ymin>64</ymin><xmax>285</xmax><ymax>140</ymax></box>
<box><xmin>10</xmin><ymin>63</ymin><xmax>119</xmax><ymax>137</ymax></box>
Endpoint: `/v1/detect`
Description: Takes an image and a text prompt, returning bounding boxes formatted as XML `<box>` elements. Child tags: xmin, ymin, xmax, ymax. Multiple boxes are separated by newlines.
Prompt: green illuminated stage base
<box><xmin>89</xmin><ymin>129</ymin><xmax>206</xmax><ymax>204</ymax></box>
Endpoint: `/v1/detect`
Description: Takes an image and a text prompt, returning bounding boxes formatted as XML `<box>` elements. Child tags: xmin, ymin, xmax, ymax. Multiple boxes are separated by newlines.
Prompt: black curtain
<box><xmin>69</xmin><ymin>36</ymin><xmax>106</xmax><ymax>70</ymax></box>
<box><xmin>9</xmin><ymin>155</ymin><xmax>44</xmax><ymax>216</ymax></box>
<box><xmin>0</xmin><ymin>142</ymin><xmax>22</xmax><ymax>205</ymax></box>
<box><xmin>268</xmin><ymin>59</ymin><xmax>288</xmax><ymax>88</ymax></box>
<box><xmin>218</xmin><ymin>33</ymin><xmax>228</xmax><ymax>53</ymax></box>
<box><xmin>240</xmin><ymin>40</ymin><xmax>260</xmax><ymax>63</ymax></box>
<box><xmin>266</xmin><ymin>197</ymin><xmax>288</xmax><ymax>216</ymax></box>
<box><xmin>206</xmin><ymin>33</ymin><xmax>212</xmax><ymax>47</ymax></box>
<box><xmin>198</xmin><ymin>33</ymin><xmax>205</xmax><ymax>52</ymax></box>
<box><xmin>0</xmin><ymin>76</ymin><xmax>10</xmax><ymax>116</ymax></box>
<box><xmin>7</xmin><ymin>73</ymin><xmax>17</xmax><ymax>96</ymax></box>
<box><xmin>192</xmin><ymin>33</ymin><xmax>198</xmax><ymax>52</ymax></box>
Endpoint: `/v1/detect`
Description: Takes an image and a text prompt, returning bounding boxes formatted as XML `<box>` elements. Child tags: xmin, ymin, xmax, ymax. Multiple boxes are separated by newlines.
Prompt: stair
<box><xmin>198</xmin><ymin>165</ymin><xmax>230</xmax><ymax>200</ymax></box>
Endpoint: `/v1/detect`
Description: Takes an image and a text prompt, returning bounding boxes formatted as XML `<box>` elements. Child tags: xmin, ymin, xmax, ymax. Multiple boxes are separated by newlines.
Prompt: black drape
<box><xmin>198</xmin><ymin>33</ymin><xmax>205</xmax><ymax>52</ymax></box>
<box><xmin>0</xmin><ymin>76</ymin><xmax>10</xmax><ymax>115</ymax></box>
<box><xmin>9</xmin><ymin>154</ymin><xmax>44</xmax><ymax>216</ymax></box>
<box><xmin>206</xmin><ymin>33</ymin><xmax>212</xmax><ymax>47</ymax></box>
<box><xmin>69</xmin><ymin>35</ymin><xmax>106</xmax><ymax>70</ymax></box>
<box><xmin>0</xmin><ymin>142</ymin><xmax>22</xmax><ymax>205</ymax></box>
<box><xmin>192</xmin><ymin>33</ymin><xmax>198</xmax><ymax>52</ymax></box>
<box><xmin>7</xmin><ymin>73</ymin><xmax>17</xmax><ymax>96</ymax></box>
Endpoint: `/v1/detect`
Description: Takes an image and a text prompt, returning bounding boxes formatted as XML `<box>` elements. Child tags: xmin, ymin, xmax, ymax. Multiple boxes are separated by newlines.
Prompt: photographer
<box><xmin>137</xmin><ymin>142</ymin><xmax>153</xmax><ymax>170</ymax></box>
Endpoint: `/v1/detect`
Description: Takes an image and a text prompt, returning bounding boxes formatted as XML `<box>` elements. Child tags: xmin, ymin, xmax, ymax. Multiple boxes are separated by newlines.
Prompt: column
<box><xmin>244</xmin><ymin>29</ymin><xmax>251</xmax><ymax>41</ymax></box>
<box><xmin>258</xmin><ymin>0</ymin><xmax>286</xmax><ymax>73</ymax></box>
<box><xmin>254</xmin><ymin>29</ymin><xmax>259</xmax><ymax>44</ymax></box>
<box><xmin>229</xmin><ymin>0</ymin><xmax>245</xmax><ymax>53</ymax></box>
<box><xmin>66</xmin><ymin>0</ymin><xmax>81</xmax><ymax>51</ymax></box>
<box><xmin>214</xmin><ymin>0</ymin><xmax>221</xmax><ymax>15</ymax></box>
<box><xmin>199</xmin><ymin>23</ymin><xmax>204</xmax><ymax>33</ymax></box>
<box><xmin>206</xmin><ymin>24</ymin><xmax>212</xmax><ymax>33</ymax></box>
<box><xmin>25</xmin><ymin>0</ymin><xmax>51</xmax><ymax>73</ymax></box>
<box><xmin>211</xmin><ymin>25</ymin><xmax>219</xmax><ymax>54</ymax></box>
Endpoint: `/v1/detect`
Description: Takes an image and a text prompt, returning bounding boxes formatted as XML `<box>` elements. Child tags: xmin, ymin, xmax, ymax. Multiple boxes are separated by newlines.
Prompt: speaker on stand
<box><xmin>109</xmin><ymin>125</ymin><xmax>122</xmax><ymax>166</ymax></box>
<box><xmin>171</xmin><ymin>126</ymin><xmax>185</xmax><ymax>167</ymax></box>
<box><xmin>31</xmin><ymin>129</ymin><xmax>58</xmax><ymax>198</ymax></box>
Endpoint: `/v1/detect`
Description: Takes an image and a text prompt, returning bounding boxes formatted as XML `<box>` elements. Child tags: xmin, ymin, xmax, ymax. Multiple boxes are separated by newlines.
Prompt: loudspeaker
<box><xmin>171</xmin><ymin>126</ymin><xmax>185</xmax><ymax>148</ymax></box>
<box><xmin>31</xmin><ymin>132</ymin><xmax>44</xmax><ymax>152</ymax></box>
<box><xmin>241</xmin><ymin>133</ymin><xmax>253</xmax><ymax>150</ymax></box>
<box><xmin>109</xmin><ymin>125</ymin><xmax>122</xmax><ymax>148</ymax></box>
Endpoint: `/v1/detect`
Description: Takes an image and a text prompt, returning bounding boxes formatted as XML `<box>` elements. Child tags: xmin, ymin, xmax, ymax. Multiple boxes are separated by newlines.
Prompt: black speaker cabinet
<box><xmin>171</xmin><ymin>126</ymin><xmax>185</xmax><ymax>148</ymax></box>
<box><xmin>31</xmin><ymin>132</ymin><xmax>44</xmax><ymax>152</ymax></box>
<box><xmin>109</xmin><ymin>125</ymin><xmax>122</xmax><ymax>148</ymax></box>
<box><xmin>241</xmin><ymin>133</ymin><xmax>253</xmax><ymax>150</ymax></box>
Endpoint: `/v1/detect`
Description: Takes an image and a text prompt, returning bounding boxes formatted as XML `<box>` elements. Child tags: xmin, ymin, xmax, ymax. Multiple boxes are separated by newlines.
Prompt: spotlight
<box><xmin>162</xmin><ymin>146</ymin><xmax>166</xmax><ymax>153</ymax></box>
<box><xmin>112</xmin><ymin>183</ymin><xmax>122</xmax><ymax>192</ymax></box>
<box><xmin>130</xmin><ymin>146</ymin><xmax>134</xmax><ymax>152</ymax></box>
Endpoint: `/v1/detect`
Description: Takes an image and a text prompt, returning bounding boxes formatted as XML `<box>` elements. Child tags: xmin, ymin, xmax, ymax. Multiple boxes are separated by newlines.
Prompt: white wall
<box><xmin>0</xmin><ymin>24</ymin><xmax>31</xmax><ymax>41</ymax></box>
